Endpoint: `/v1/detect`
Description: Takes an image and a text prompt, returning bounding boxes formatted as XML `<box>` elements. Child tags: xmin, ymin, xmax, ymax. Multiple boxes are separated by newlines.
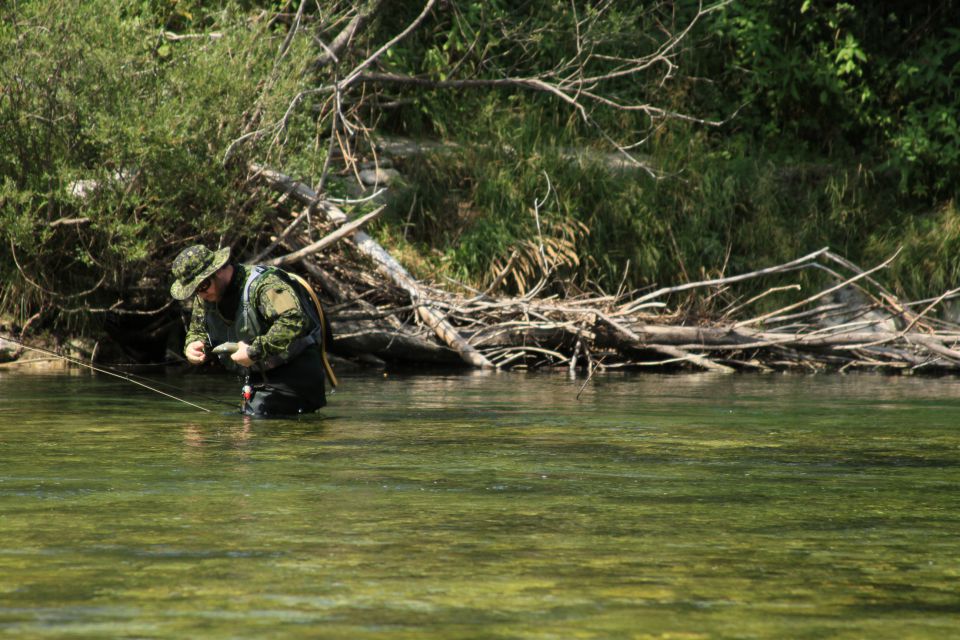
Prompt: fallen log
<box><xmin>330</xmin><ymin>319</ymin><xmax>462</xmax><ymax>364</ymax></box>
<box><xmin>250</xmin><ymin>163</ymin><xmax>494</xmax><ymax>369</ymax></box>
<box><xmin>649</xmin><ymin>345</ymin><xmax>736</xmax><ymax>373</ymax></box>
<box><xmin>233</xmin><ymin>162</ymin><xmax>960</xmax><ymax>375</ymax></box>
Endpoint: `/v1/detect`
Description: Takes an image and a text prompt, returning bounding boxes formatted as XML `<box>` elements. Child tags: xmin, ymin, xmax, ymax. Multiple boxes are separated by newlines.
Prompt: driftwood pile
<box><xmin>251</xmin><ymin>165</ymin><xmax>960</xmax><ymax>375</ymax></box>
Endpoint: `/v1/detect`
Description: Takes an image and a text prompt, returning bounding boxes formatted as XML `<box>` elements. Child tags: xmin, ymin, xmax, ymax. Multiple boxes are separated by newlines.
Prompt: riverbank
<box><xmin>3</xmin><ymin>3</ymin><xmax>957</xmax><ymax>373</ymax></box>
<box><xmin>5</xmin><ymin>185</ymin><xmax>960</xmax><ymax>377</ymax></box>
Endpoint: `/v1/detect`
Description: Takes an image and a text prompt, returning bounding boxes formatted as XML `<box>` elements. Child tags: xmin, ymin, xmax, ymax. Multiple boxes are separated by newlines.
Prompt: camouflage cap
<box><xmin>169</xmin><ymin>245</ymin><xmax>231</xmax><ymax>300</ymax></box>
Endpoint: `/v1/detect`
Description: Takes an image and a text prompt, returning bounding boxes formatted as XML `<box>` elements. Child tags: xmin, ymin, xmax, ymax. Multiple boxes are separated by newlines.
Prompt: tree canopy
<box><xmin>1</xmin><ymin>0</ymin><xmax>958</xmax><ymax>338</ymax></box>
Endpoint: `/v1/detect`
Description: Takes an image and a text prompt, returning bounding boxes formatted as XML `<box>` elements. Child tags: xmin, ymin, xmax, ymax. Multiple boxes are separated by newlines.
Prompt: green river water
<box><xmin>1</xmin><ymin>370</ymin><xmax>959</xmax><ymax>639</ymax></box>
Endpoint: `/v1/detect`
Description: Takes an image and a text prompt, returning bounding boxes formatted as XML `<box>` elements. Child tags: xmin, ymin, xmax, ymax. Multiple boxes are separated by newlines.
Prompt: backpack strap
<box><xmin>287</xmin><ymin>272</ymin><xmax>339</xmax><ymax>388</ymax></box>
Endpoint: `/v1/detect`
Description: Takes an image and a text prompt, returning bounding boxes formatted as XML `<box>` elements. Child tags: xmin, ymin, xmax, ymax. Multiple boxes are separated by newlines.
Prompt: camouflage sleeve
<box><xmin>183</xmin><ymin>300</ymin><xmax>210</xmax><ymax>353</ymax></box>
<box><xmin>249</xmin><ymin>273</ymin><xmax>311</xmax><ymax>361</ymax></box>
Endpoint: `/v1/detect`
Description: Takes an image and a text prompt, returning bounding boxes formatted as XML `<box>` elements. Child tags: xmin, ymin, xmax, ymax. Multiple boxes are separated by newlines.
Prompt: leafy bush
<box><xmin>0</xmin><ymin>0</ymin><xmax>305</xmax><ymax>328</ymax></box>
<box><xmin>710</xmin><ymin>1</ymin><xmax>960</xmax><ymax>198</ymax></box>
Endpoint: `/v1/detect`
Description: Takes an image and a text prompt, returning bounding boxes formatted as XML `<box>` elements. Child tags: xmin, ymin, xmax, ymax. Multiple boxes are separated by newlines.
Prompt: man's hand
<box><xmin>185</xmin><ymin>340</ymin><xmax>207</xmax><ymax>365</ymax></box>
<box><xmin>231</xmin><ymin>341</ymin><xmax>255</xmax><ymax>368</ymax></box>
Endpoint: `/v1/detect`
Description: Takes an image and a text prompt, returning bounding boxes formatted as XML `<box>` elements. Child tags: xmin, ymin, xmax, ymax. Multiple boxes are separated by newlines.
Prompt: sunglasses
<box><xmin>196</xmin><ymin>276</ymin><xmax>214</xmax><ymax>294</ymax></box>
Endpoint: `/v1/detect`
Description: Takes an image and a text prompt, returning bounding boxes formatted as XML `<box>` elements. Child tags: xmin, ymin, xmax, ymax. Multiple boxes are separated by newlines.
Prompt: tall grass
<box><xmin>379</xmin><ymin>102</ymin><xmax>949</xmax><ymax>304</ymax></box>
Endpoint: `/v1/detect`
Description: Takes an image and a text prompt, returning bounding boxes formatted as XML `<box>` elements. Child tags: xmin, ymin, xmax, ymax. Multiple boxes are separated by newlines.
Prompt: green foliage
<box><xmin>377</xmin><ymin>1</ymin><xmax>690</xmax><ymax>140</ymax></box>
<box><xmin>369</xmin><ymin>0</ymin><xmax>958</xmax><ymax>302</ymax></box>
<box><xmin>385</xmin><ymin>106</ymin><xmax>954</xmax><ymax>303</ymax></box>
<box><xmin>709</xmin><ymin>1</ymin><xmax>960</xmax><ymax>198</ymax></box>
<box><xmin>2</xmin><ymin>0</ymin><xmax>959</xmax><ymax>340</ymax></box>
<box><xmin>868</xmin><ymin>201</ymin><xmax>960</xmax><ymax>297</ymax></box>
<box><xmin>0</xmin><ymin>0</ymin><xmax>309</xmax><ymax>329</ymax></box>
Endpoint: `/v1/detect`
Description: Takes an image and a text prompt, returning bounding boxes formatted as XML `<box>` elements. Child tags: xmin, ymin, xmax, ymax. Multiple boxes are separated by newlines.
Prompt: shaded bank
<box><xmin>4</xmin><ymin>165</ymin><xmax>960</xmax><ymax>377</ymax></box>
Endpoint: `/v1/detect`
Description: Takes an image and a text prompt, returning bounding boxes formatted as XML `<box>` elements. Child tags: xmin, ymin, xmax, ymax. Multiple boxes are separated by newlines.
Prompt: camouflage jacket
<box><xmin>184</xmin><ymin>264</ymin><xmax>312</xmax><ymax>364</ymax></box>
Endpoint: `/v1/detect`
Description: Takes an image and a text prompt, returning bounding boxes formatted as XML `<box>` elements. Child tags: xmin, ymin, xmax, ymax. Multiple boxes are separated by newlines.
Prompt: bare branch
<box><xmin>338</xmin><ymin>0</ymin><xmax>438</xmax><ymax>90</ymax></box>
<box><xmin>264</xmin><ymin>206</ymin><xmax>385</xmax><ymax>267</ymax></box>
<box><xmin>314</xmin><ymin>0</ymin><xmax>383</xmax><ymax>68</ymax></box>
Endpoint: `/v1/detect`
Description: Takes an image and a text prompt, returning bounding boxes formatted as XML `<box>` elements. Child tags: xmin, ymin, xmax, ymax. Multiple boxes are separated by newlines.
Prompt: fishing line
<box><xmin>86</xmin><ymin>359</ymin><xmax>238</xmax><ymax>409</ymax></box>
<box><xmin>4</xmin><ymin>337</ymin><xmax>230</xmax><ymax>413</ymax></box>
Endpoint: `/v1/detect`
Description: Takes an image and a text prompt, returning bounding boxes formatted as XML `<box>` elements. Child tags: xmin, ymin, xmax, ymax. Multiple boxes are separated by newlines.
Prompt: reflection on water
<box><xmin>1</xmin><ymin>370</ymin><xmax>959</xmax><ymax>638</ymax></box>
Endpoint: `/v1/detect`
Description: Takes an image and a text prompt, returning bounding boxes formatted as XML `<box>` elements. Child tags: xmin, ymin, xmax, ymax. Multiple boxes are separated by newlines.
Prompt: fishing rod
<box><xmin>4</xmin><ymin>336</ymin><xmax>234</xmax><ymax>413</ymax></box>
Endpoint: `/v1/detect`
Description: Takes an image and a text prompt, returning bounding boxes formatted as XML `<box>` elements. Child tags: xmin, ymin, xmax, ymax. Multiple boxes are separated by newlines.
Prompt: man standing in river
<box><xmin>169</xmin><ymin>244</ymin><xmax>332</xmax><ymax>416</ymax></box>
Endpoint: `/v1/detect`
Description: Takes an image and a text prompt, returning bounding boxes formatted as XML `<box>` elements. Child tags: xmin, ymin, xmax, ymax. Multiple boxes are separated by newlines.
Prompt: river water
<box><xmin>1</xmin><ymin>370</ymin><xmax>959</xmax><ymax>639</ymax></box>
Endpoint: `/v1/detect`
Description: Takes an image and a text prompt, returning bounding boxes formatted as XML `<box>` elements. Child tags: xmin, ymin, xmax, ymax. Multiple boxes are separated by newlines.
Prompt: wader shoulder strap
<box><xmin>288</xmin><ymin>272</ymin><xmax>339</xmax><ymax>389</ymax></box>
